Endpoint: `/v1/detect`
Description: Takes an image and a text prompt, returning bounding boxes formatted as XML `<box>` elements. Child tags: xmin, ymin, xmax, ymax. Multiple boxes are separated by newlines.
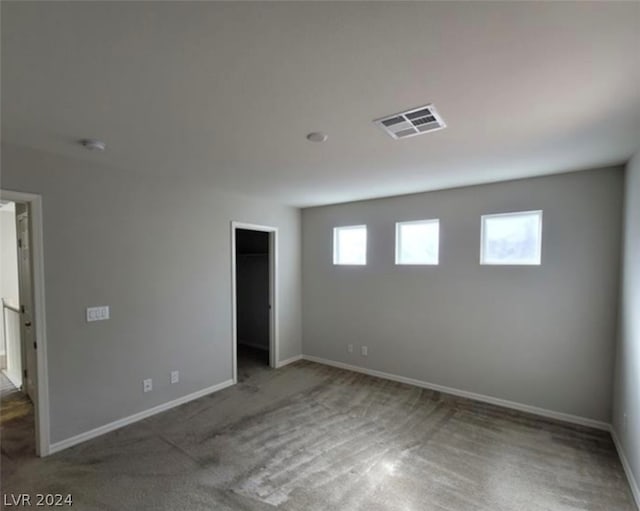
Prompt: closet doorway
<box><xmin>231</xmin><ymin>223</ymin><xmax>277</xmax><ymax>383</ymax></box>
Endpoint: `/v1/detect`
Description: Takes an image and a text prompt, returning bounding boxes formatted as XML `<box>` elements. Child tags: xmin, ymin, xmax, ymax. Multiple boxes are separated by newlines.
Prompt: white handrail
<box><xmin>1</xmin><ymin>298</ymin><xmax>20</xmax><ymax>314</ymax></box>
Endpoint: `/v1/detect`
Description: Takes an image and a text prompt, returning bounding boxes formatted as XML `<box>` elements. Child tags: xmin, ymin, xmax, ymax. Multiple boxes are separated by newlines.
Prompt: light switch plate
<box><xmin>171</xmin><ymin>371</ymin><xmax>179</xmax><ymax>384</ymax></box>
<box><xmin>86</xmin><ymin>306</ymin><xmax>110</xmax><ymax>322</ymax></box>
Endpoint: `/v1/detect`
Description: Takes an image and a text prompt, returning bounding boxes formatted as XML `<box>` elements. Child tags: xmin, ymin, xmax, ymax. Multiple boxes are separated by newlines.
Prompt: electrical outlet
<box><xmin>361</xmin><ymin>346</ymin><xmax>368</xmax><ymax>357</ymax></box>
<box><xmin>348</xmin><ymin>344</ymin><xmax>354</xmax><ymax>353</ymax></box>
<box><xmin>143</xmin><ymin>379</ymin><xmax>153</xmax><ymax>393</ymax></box>
<box><xmin>171</xmin><ymin>371</ymin><xmax>179</xmax><ymax>384</ymax></box>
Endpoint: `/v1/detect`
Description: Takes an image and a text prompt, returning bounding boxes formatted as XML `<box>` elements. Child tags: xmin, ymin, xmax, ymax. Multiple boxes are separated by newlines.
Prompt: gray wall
<box><xmin>302</xmin><ymin>168</ymin><xmax>623</xmax><ymax>422</ymax></box>
<box><xmin>613</xmin><ymin>150</ymin><xmax>640</xmax><ymax>496</ymax></box>
<box><xmin>0</xmin><ymin>143</ymin><xmax>302</xmax><ymax>444</ymax></box>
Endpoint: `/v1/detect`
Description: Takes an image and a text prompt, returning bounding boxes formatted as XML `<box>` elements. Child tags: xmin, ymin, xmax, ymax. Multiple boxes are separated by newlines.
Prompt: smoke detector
<box><xmin>374</xmin><ymin>104</ymin><xmax>446</xmax><ymax>140</ymax></box>
<box><xmin>80</xmin><ymin>138</ymin><xmax>106</xmax><ymax>151</ymax></box>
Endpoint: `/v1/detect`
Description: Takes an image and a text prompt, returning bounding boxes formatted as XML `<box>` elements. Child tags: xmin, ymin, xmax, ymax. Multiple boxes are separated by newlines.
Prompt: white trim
<box><xmin>0</xmin><ymin>190</ymin><xmax>50</xmax><ymax>456</ymax></box>
<box><xmin>301</xmin><ymin>355</ymin><xmax>609</xmax><ymax>431</ymax></box>
<box><xmin>231</xmin><ymin>222</ymin><xmax>279</xmax><ymax>384</ymax></box>
<box><xmin>2</xmin><ymin>368</ymin><xmax>23</xmax><ymax>390</ymax></box>
<box><xmin>49</xmin><ymin>379</ymin><xmax>234</xmax><ymax>455</ymax></box>
<box><xmin>276</xmin><ymin>354</ymin><xmax>302</xmax><ymax>368</ymax></box>
<box><xmin>610</xmin><ymin>426</ymin><xmax>640</xmax><ymax>509</ymax></box>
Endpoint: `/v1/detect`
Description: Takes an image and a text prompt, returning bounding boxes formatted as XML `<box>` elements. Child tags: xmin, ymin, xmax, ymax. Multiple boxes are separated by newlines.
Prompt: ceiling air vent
<box><xmin>374</xmin><ymin>104</ymin><xmax>446</xmax><ymax>140</ymax></box>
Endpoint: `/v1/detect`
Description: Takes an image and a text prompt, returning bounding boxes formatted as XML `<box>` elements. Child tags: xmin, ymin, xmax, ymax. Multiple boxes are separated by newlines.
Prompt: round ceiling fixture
<box><xmin>80</xmin><ymin>138</ymin><xmax>106</xmax><ymax>151</ymax></box>
<box><xmin>306</xmin><ymin>132</ymin><xmax>328</xmax><ymax>143</ymax></box>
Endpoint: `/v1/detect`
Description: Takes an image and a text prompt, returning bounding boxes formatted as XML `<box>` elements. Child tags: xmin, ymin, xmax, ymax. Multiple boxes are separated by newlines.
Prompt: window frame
<box><xmin>333</xmin><ymin>224</ymin><xmax>367</xmax><ymax>266</ymax></box>
<box><xmin>395</xmin><ymin>218</ymin><xmax>440</xmax><ymax>266</ymax></box>
<box><xmin>480</xmin><ymin>210</ymin><xmax>543</xmax><ymax>266</ymax></box>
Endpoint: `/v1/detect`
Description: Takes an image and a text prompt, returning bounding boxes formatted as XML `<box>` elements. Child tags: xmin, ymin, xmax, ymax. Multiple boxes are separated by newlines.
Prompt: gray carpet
<box><xmin>1</xmin><ymin>358</ymin><xmax>636</xmax><ymax>510</ymax></box>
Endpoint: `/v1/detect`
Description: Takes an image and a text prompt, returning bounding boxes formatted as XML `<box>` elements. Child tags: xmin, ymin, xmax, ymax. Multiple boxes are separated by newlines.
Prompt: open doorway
<box><xmin>231</xmin><ymin>222</ymin><xmax>278</xmax><ymax>383</ymax></box>
<box><xmin>1</xmin><ymin>202</ymin><xmax>22</xmax><ymax>388</ymax></box>
<box><xmin>0</xmin><ymin>200</ymin><xmax>37</xmax><ymax>454</ymax></box>
<box><xmin>0</xmin><ymin>190</ymin><xmax>48</xmax><ymax>457</ymax></box>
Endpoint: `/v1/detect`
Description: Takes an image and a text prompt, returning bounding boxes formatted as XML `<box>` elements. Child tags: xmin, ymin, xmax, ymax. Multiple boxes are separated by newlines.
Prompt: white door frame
<box><xmin>230</xmin><ymin>222</ymin><xmax>278</xmax><ymax>383</ymax></box>
<box><xmin>0</xmin><ymin>189</ymin><xmax>50</xmax><ymax>457</ymax></box>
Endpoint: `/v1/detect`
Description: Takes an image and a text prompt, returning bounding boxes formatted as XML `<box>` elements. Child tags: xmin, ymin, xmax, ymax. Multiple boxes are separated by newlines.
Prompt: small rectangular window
<box><xmin>333</xmin><ymin>225</ymin><xmax>367</xmax><ymax>265</ymax></box>
<box><xmin>395</xmin><ymin>219</ymin><xmax>440</xmax><ymax>265</ymax></box>
<box><xmin>480</xmin><ymin>210</ymin><xmax>542</xmax><ymax>265</ymax></box>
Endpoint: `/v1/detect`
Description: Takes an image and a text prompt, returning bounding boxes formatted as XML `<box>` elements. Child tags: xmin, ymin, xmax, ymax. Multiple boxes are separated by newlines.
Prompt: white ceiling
<box><xmin>2</xmin><ymin>1</ymin><xmax>639</xmax><ymax>207</ymax></box>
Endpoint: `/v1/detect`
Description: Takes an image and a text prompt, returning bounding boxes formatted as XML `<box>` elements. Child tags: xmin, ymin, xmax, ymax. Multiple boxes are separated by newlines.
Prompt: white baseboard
<box><xmin>276</xmin><ymin>354</ymin><xmax>302</xmax><ymax>368</ymax></box>
<box><xmin>48</xmin><ymin>379</ymin><xmax>235</xmax><ymax>455</ymax></box>
<box><xmin>2</xmin><ymin>368</ymin><xmax>23</xmax><ymax>390</ymax></box>
<box><xmin>302</xmin><ymin>355</ymin><xmax>609</xmax><ymax>431</ymax></box>
<box><xmin>610</xmin><ymin>426</ymin><xmax>640</xmax><ymax>510</ymax></box>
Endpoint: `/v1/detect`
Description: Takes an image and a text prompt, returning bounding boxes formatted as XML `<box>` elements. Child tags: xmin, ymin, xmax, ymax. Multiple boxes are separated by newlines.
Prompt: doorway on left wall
<box><xmin>0</xmin><ymin>200</ymin><xmax>37</xmax><ymax>457</ymax></box>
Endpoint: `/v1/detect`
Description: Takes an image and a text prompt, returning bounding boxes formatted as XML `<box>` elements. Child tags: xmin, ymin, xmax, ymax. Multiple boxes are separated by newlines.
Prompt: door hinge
<box><xmin>20</xmin><ymin>305</ymin><xmax>25</xmax><ymax>313</ymax></box>
<box><xmin>34</xmin><ymin>341</ymin><xmax>37</xmax><ymax>350</ymax></box>
<box><xmin>23</xmin><ymin>369</ymin><xmax>27</xmax><ymax>378</ymax></box>
<box><xmin>18</xmin><ymin>238</ymin><xmax>22</xmax><ymax>248</ymax></box>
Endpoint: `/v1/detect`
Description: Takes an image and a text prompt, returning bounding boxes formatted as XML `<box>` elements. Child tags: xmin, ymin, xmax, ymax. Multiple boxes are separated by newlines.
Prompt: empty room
<box><xmin>1</xmin><ymin>1</ymin><xmax>639</xmax><ymax>510</ymax></box>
